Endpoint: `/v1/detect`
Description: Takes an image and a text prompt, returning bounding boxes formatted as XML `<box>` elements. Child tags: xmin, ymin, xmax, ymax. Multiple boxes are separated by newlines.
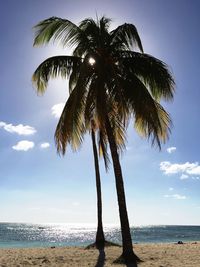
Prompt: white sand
<box><xmin>0</xmin><ymin>242</ymin><xmax>199</xmax><ymax>266</ymax></box>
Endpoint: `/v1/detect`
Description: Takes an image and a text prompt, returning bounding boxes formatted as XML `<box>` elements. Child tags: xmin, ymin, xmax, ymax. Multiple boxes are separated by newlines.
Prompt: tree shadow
<box><xmin>114</xmin><ymin>259</ymin><xmax>138</xmax><ymax>267</ymax></box>
<box><xmin>86</xmin><ymin>240</ymin><xmax>121</xmax><ymax>249</ymax></box>
<box><xmin>113</xmin><ymin>255</ymin><xmax>142</xmax><ymax>267</ymax></box>
<box><xmin>126</xmin><ymin>263</ymin><xmax>138</xmax><ymax>267</ymax></box>
<box><xmin>95</xmin><ymin>249</ymin><xmax>106</xmax><ymax>267</ymax></box>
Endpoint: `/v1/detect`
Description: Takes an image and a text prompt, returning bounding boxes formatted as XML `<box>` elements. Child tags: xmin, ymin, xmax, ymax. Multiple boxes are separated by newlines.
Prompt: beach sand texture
<box><xmin>0</xmin><ymin>243</ymin><xmax>199</xmax><ymax>267</ymax></box>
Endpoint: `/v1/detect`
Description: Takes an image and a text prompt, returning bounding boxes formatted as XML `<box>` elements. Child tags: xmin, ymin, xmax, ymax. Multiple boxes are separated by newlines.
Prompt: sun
<box><xmin>88</xmin><ymin>57</ymin><xmax>96</xmax><ymax>65</ymax></box>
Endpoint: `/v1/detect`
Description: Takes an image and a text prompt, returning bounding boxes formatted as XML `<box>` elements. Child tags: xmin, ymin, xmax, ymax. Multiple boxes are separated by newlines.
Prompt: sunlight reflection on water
<box><xmin>1</xmin><ymin>223</ymin><xmax>200</xmax><ymax>248</ymax></box>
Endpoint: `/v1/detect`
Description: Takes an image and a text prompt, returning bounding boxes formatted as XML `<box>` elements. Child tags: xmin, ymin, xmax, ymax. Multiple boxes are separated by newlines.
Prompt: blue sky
<box><xmin>0</xmin><ymin>0</ymin><xmax>200</xmax><ymax>226</ymax></box>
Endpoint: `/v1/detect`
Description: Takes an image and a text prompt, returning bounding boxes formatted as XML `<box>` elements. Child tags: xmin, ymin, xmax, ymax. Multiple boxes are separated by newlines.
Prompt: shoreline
<box><xmin>0</xmin><ymin>239</ymin><xmax>199</xmax><ymax>249</ymax></box>
<box><xmin>0</xmin><ymin>242</ymin><xmax>199</xmax><ymax>266</ymax></box>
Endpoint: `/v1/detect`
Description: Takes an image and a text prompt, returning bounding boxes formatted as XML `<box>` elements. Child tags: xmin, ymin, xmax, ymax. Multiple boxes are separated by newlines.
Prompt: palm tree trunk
<box><xmin>105</xmin><ymin>117</ymin><xmax>139</xmax><ymax>264</ymax></box>
<box><xmin>91</xmin><ymin>128</ymin><xmax>105</xmax><ymax>249</ymax></box>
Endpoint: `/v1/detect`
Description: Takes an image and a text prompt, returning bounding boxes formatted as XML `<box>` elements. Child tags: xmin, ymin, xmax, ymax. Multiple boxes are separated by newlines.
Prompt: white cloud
<box><xmin>0</xmin><ymin>121</ymin><xmax>36</xmax><ymax>135</ymax></box>
<box><xmin>12</xmin><ymin>140</ymin><xmax>35</xmax><ymax>151</ymax></box>
<box><xmin>169</xmin><ymin>187</ymin><xmax>174</xmax><ymax>191</ymax></box>
<box><xmin>51</xmin><ymin>103</ymin><xmax>65</xmax><ymax>118</ymax></box>
<box><xmin>0</xmin><ymin>122</ymin><xmax>6</xmax><ymax>127</ymax></box>
<box><xmin>180</xmin><ymin>174</ymin><xmax>189</xmax><ymax>180</ymax></box>
<box><xmin>160</xmin><ymin>161</ymin><xmax>200</xmax><ymax>179</ymax></box>
<box><xmin>187</xmin><ymin>166</ymin><xmax>200</xmax><ymax>175</ymax></box>
<box><xmin>164</xmin><ymin>194</ymin><xmax>187</xmax><ymax>200</ymax></box>
<box><xmin>167</xmin><ymin>146</ymin><xmax>176</xmax><ymax>154</ymax></box>
<box><xmin>173</xmin><ymin>194</ymin><xmax>187</xmax><ymax>200</ymax></box>
<box><xmin>40</xmin><ymin>142</ymin><xmax>50</xmax><ymax>149</ymax></box>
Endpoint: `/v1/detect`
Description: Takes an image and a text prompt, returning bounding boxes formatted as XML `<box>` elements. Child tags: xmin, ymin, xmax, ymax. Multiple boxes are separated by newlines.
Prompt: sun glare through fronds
<box><xmin>88</xmin><ymin>57</ymin><xmax>95</xmax><ymax>65</ymax></box>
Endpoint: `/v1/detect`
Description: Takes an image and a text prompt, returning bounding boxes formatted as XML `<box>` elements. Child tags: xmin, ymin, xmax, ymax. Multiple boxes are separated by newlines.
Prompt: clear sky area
<box><xmin>0</xmin><ymin>0</ymin><xmax>200</xmax><ymax>226</ymax></box>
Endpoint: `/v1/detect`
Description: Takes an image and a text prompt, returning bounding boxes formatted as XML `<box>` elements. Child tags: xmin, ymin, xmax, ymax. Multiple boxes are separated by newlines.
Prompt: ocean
<box><xmin>0</xmin><ymin>223</ymin><xmax>199</xmax><ymax>248</ymax></box>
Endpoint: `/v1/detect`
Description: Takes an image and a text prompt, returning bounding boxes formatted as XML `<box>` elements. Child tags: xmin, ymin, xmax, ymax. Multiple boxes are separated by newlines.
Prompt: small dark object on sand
<box><xmin>51</xmin><ymin>246</ymin><xmax>56</xmax><ymax>249</ymax></box>
<box><xmin>177</xmin><ymin>241</ymin><xmax>184</xmax><ymax>244</ymax></box>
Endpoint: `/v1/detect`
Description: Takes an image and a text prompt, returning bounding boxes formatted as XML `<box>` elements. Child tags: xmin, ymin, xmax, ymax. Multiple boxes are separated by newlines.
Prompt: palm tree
<box><xmin>32</xmin><ymin>16</ymin><xmax>175</xmax><ymax>264</ymax></box>
<box><xmin>89</xmin><ymin>117</ymin><xmax>125</xmax><ymax>249</ymax></box>
<box><xmin>91</xmin><ymin>124</ymin><xmax>105</xmax><ymax>249</ymax></box>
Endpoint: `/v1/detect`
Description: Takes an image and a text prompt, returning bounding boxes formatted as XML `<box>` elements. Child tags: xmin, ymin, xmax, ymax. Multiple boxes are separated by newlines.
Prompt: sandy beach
<box><xmin>0</xmin><ymin>242</ymin><xmax>199</xmax><ymax>267</ymax></box>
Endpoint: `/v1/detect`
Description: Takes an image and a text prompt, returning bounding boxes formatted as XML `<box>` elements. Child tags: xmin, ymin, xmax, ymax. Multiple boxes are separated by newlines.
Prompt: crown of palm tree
<box><xmin>32</xmin><ymin>16</ymin><xmax>174</xmax><ymax>156</ymax></box>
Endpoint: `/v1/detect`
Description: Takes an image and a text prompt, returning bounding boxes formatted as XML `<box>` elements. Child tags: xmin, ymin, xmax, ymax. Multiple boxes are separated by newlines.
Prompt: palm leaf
<box><xmin>110</xmin><ymin>23</ymin><xmax>143</xmax><ymax>52</ymax></box>
<box><xmin>32</xmin><ymin>56</ymin><xmax>81</xmax><ymax>94</ymax></box>
<box><xmin>119</xmin><ymin>51</ymin><xmax>175</xmax><ymax>101</ymax></box>
<box><xmin>98</xmin><ymin>128</ymin><xmax>110</xmax><ymax>171</ymax></box>
<box><xmin>122</xmin><ymin>74</ymin><xmax>171</xmax><ymax>148</ymax></box>
<box><xmin>55</xmin><ymin>61</ymin><xmax>92</xmax><ymax>154</ymax></box>
<box><xmin>55</xmin><ymin>89</ymin><xmax>85</xmax><ymax>154</ymax></box>
<box><xmin>77</xmin><ymin>17</ymin><xmax>111</xmax><ymax>55</ymax></box>
<box><xmin>33</xmin><ymin>17</ymin><xmax>88</xmax><ymax>48</ymax></box>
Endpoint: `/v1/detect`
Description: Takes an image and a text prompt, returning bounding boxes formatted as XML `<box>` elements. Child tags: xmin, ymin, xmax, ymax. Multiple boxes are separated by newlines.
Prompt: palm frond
<box><xmin>55</xmin><ymin>62</ymin><xmax>92</xmax><ymax>154</ymax></box>
<box><xmin>68</xmin><ymin>60</ymin><xmax>81</xmax><ymax>93</ymax></box>
<box><xmin>134</xmin><ymin>102</ymin><xmax>171</xmax><ymax>149</ymax></box>
<box><xmin>108</xmin><ymin>106</ymin><xmax>127</xmax><ymax>154</ymax></box>
<box><xmin>90</xmin><ymin>118</ymin><xmax>110</xmax><ymax>171</ymax></box>
<box><xmin>79</xmin><ymin>18</ymin><xmax>98</xmax><ymax>32</ymax></box>
<box><xmin>99</xmin><ymin>16</ymin><xmax>112</xmax><ymax>31</ymax></box>
<box><xmin>98</xmin><ymin>129</ymin><xmax>110</xmax><ymax>171</ymax></box>
<box><xmin>55</xmin><ymin>90</ymin><xmax>85</xmax><ymax>154</ymax></box>
<box><xmin>105</xmin><ymin>66</ymin><xmax>130</xmax><ymax>119</ymax></box>
<box><xmin>33</xmin><ymin>17</ymin><xmax>88</xmax><ymax>48</ymax></box>
<box><xmin>120</xmin><ymin>51</ymin><xmax>175</xmax><ymax>101</ymax></box>
<box><xmin>111</xmin><ymin>23</ymin><xmax>143</xmax><ymax>52</ymax></box>
<box><xmin>122</xmin><ymin>74</ymin><xmax>171</xmax><ymax>148</ymax></box>
<box><xmin>32</xmin><ymin>56</ymin><xmax>81</xmax><ymax>94</ymax></box>
<box><xmin>84</xmin><ymin>78</ymin><xmax>97</xmax><ymax>124</ymax></box>
<box><xmin>78</xmin><ymin>17</ymin><xmax>111</xmax><ymax>52</ymax></box>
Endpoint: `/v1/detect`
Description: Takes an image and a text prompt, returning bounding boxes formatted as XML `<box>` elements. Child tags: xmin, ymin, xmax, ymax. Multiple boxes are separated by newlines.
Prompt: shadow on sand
<box><xmin>95</xmin><ymin>249</ymin><xmax>106</xmax><ymax>267</ymax></box>
<box><xmin>113</xmin><ymin>258</ymin><xmax>138</xmax><ymax>267</ymax></box>
<box><xmin>94</xmin><ymin>249</ymin><xmax>139</xmax><ymax>267</ymax></box>
<box><xmin>126</xmin><ymin>263</ymin><xmax>138</xmax><ymax>267</ymax></box>
<box><xmin>89</xmin><ymin>242</ymin><xmax>140</xmax><ymax>267</ymax></box>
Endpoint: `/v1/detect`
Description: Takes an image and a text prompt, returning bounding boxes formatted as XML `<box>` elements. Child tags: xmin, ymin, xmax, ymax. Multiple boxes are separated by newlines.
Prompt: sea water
<box><xmin>0</xmin><ymin>223</ymin><xmax>199</xmax><ymax>248</ymax></box>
